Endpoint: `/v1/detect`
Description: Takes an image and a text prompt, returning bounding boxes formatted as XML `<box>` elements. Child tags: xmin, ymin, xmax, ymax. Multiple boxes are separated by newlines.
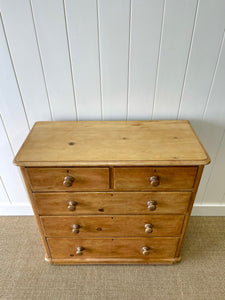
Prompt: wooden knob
<box><xmin>63</xmin><ymin>175</ymin><xmax>74</xmax><ymax>187</ymax></box>
<box><xmin>68</xmin><ymin>200</ymin><xmax>77</xmax><ymax>211</ymax></box>
<box><xmin>76</xmin><ymin>246</ymin><xmax>84</xmax><ymax>255</ymax></box>
<box><xmin>145</xmin><ymin>224</ymin><xmax>153</xmax><ymax>233</ymax></box>
<box><xmin>150</xmin><ymin>175</ymin><xmax>160</xmax><ymax>186</ymax></box>
<box><xmin>72</xmin><ymin>224</ymin><xmax>80</xmax><ymax>234</ymax></box>
<box><xmin>147</xmin><ymin>200</ymin><xmax>157</xmax><ymax>211</ymax></box>
<box><xmin>142</xmin><ymin>246</ymin><xmax>150</xmax><ymax>255</ymax></box>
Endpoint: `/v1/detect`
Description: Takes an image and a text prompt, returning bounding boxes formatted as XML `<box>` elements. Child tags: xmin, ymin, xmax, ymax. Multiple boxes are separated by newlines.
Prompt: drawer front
<box><xmin>114</xmin><ymin>167</ymin><xmax>197</xmax><ymax>190</ymax></box>
<box><xmin>41</xmin><ymin>215</ymin><xmax>184</xmax><ymax>237</ymax></box>
<box><xmin>26</xmin><ymin>168</ymin><xmax>109</xmax><ymax>191</ymax></box>
<box><xmin>34</xmin><ymin>192</ymin><xmax>191</xmax><ymax>215</ymax></box>
<box><xmin>47</xmin><ymin>237</ymin><xmax>179</xmax><ymax>260</ymax></box>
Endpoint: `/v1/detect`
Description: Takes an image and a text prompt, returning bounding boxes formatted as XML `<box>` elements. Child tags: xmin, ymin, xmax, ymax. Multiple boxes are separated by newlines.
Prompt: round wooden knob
<box><xmin>72</xmin><ymin>224</ymin><xmax>80</xmax><ymax>234</ymax></box>
<box><xmin>150</xmin><ymin>175</ymin><xmax>160</xmax><ymax>186</ymax></box>
<box><xmin>147</xmin><ymin>200</ymin><xmax>157</xmax><ymax>211</ymax></box>
<box><xmin>68</xmin><ymin>200</ymin><xmax>77</xmax><ymax>211</ymax></box>
<box><xmin>76</xmin><ymin>246</ymin><xmax>84</xmax><ymax>255</ymax></box>
<box><xmin>63</xmin><ymin>175</ymin><xmax>74</xmax><ymax>187</ymax></box>
<box><xmin>145</xmin><ymin>224</ymin><xmax>153</xmax><ymax>233</ymax></box>
<box><xmin>142</xmin><ymin>246</ymin><xmax>150</xmax><ymax>255</ymax></box>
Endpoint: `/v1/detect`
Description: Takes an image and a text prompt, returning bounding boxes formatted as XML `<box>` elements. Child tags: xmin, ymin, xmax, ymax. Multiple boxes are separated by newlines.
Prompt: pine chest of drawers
<box><xmin>14</xmin><ymin>120</ymin><xmax>210</xmax><ymax>265</ymax></box>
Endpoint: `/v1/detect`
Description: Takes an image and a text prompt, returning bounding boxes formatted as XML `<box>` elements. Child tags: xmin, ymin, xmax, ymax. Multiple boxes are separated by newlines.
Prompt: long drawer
<box><xmin>114</xmin><ymin>167</ymin><xmax>197</xmax><ymax>190</ymax></box>
<box><xmin>34</xmin><ymin>192</ymin><xmax>191</xmax><ymax>215</ymax></box>
<box><xmin>47</xmin><ymin>237</ymin><xmax>179</xmax><ymax>260</ymax></box>
<box><xmin>26</xmin><ymin>167</ymin><xmax>109</xmax><ymax>191</ymax></box>
<box><xmin>41</xmin><ymin>215</ymin><xmax>184</xmax><ymax>237</ymax></box>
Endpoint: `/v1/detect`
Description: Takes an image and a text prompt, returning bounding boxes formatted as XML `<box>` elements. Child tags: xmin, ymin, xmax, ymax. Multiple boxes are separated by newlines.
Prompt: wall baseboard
<box><xmin>0</xmin><ymin>204</ymin><xmax>33</xmax><ymax>216</ymax></box>
<box><xmin>1</xmin><ymin>204</ymin><xmax>225</xmax><ymax>216</ymax></box>
<box><xmin>191</xmin><ymin>205</ymin><xmax>225</xmax><ymax>216</ymax></box>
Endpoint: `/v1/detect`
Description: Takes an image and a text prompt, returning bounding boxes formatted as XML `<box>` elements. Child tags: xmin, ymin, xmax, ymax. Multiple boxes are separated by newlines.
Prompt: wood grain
<box><xmin>26</xmin><ymin>167</ymin><xmax>109</xmax><ymax>191</ymax></box>
<box><xmin>14</xmin><ymin>121</ymin><xmax>210</xmax><ymax>167</ymax></box>
<box><xmin>34</xmin><ymin>191</ymin><xmax>191</xmax><ymax>215</ymax></box>
<box><xmin>114</xmin><ymin>167</ymin><xmax>197</xmax><ymax>190</ymax></box>
<box><xmin>47</xmin><ymin>237</ymin><xmax>179</xmax><ymax>261</ymax></box>
<box><xmin>41</xmin><ymin>215</ymin><xmax>184</xmax><ymax>237</ymax></box>
<box><xmin>13</xmin><ymin>120</ymin><xmax>210</xmax><ymax>264</ymax></box>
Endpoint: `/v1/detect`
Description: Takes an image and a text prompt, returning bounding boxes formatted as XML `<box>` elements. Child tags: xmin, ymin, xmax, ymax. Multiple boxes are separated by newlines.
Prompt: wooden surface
<box><xmin>26</xmin><ymin>167</ymin><xmax>109</xmax><ymax>191</ymax></box>
<box><xmin>34</xmin><ymin>192</ymin><xmax>191</xmax><ymax>215</ymax></box>
<box><xmin>114</xmin><ymin>167</ymin><xmax>197</xmax><ymax>190</ymax></box>
<box><xmin>41</xmin><ymin>215</ymin><xmax>184</xmax><ymax>237</ymax></box>
<box><xmin>47</xmin><ymin>237</ymin><xmax>179</xmax><ymax>261</ymax></box>
<box><xmin>13</xmin><ymin>120</ymin><xmax>210</xmax><ymax>264</ymax></box>
<box><xmin>14</xmin><ymin>120</ymin><xmax>210</xmax><ymax>166</ymax></box>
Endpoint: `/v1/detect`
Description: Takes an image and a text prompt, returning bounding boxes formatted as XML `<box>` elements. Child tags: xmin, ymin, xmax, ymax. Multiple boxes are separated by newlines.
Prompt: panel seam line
<box><xmin>0</xmin><ymin>13</ymin><xmax>31</xmax><ymax>129</ymax></box>
<box><xmin>151</xmin><ymin>0</ymin><xmax>166</xmax><ymax>120</ymax></box>
<box><xmin>29</xmin><ymin>0</ymin><xmax>53</xmax><ymax>121</ymax></box>
<box><xmin>126</xmin><ymin>0</ymin><xmax>132</xmax><ymax>121</ymax></box>
<box><xmin>177</xmin><ymin>0</ymin><xmax>200</xmax><ymax>119</ymax></box>
<box><xmin>96</xmin><ymin>0</ymin><xmax>103</xmax><ymax>120</ymax></box>
<box><xmin>202</xmin><ymin>29</ymin><xmax>225</xmax><ymax>120</ymax></box>
<box><xmin>62</xmin><ymin>0</ymin><xmax>78</xmax><ymax>120</ymax></box>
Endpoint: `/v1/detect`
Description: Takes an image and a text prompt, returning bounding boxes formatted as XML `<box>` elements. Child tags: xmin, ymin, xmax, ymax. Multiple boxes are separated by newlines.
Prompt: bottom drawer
<box><xmin>47</xmin><ymin>237</ymin><xmax>179</xmax><ymax>263</ymax></box>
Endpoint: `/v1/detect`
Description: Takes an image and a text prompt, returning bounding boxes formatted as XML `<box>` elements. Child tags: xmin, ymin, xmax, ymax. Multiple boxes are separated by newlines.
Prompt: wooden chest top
<box><xmin>14</xmin><ymin>120</ymin><xmax>210</xmax><ymax>264</ymax></box>
<box><xmin>14</xmin><ymin>120</ymin><xmax>210</xmax><ymax>167</ymax></box>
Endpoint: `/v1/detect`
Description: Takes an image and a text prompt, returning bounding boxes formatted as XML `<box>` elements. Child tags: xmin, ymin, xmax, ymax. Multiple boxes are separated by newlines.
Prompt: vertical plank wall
<box><xmin>0</xmin><ymin>0</ymin><xmax>225</xmax><ymax>215</ymax></box>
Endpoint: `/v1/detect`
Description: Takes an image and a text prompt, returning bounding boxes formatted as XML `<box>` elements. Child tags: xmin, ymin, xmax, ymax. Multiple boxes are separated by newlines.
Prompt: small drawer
<box><xmin>47</xmin><ymin>237</ymin><xmax>179</xmax><ymax>261</ymax></box>
<box><xmin>41</xmin><ymin>215</ymin><xmax>184</xmax><ymax>237</ymax></box>
<box><xmin>34</xmin><ymin>192</ymin><xmax>191</xmax><ymax>215</ymax></box>
<box><xmin>26</xmin><ymin>167</ymin><xmax>109</xmax><ymax>191</ymax></box>
<box><xmin>114</xmin><ymin>167</ymin><xmax>197</xmax><ymax>190</ymax></box>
